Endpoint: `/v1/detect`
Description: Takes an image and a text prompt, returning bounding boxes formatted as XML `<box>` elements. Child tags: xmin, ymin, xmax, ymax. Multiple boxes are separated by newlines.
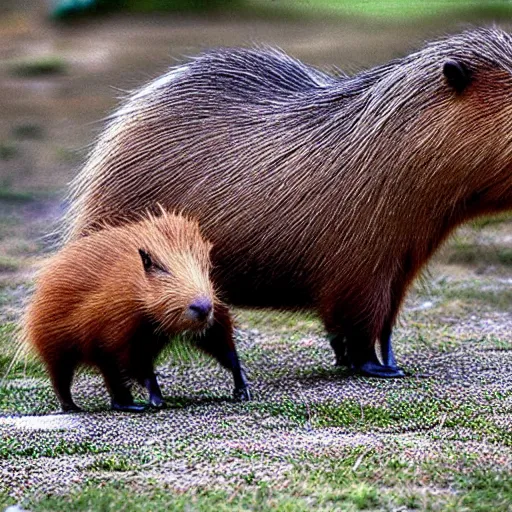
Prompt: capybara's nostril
<box><xmin>188</xmin><ymin>297</ymin><xmax>213</xmax><ymax>321</ymax></box>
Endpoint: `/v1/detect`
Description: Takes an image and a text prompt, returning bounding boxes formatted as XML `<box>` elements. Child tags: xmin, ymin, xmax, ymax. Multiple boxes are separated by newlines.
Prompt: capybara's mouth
<box><xmin>184</xmin><ymin>312</ymin><xmax>214</xmax><ymax>332</ymax></box>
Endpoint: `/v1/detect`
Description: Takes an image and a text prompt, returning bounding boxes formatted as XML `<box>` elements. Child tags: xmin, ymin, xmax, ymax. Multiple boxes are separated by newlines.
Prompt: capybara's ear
<box><xmin>443</xmin><ymin>59</ymin><xmax>471</xmax><ymax>93</ymax></box>
<box><xmin>138</xmin><ymin>248</ymin><xmax>153</xmax><ymax>272</ymax></box>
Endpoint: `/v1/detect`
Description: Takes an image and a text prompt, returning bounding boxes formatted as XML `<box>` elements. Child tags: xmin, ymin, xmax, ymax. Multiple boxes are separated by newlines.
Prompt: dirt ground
<box><xmin>0</xmin><ymin>3</ymin><xmax>511</xmax><ymax>511</ymax></box>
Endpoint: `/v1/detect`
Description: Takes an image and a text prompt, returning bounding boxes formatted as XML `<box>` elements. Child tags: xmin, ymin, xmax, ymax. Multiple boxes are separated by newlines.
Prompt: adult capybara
<box><xmin>24</xmin><ymin>210</ymin><xmax>250</xmax><ymax>412</ymax></box>
<box><xmin>65</xmin><ymin>28</ymin><xmax>512</xmax><ymax>378</ymax></box>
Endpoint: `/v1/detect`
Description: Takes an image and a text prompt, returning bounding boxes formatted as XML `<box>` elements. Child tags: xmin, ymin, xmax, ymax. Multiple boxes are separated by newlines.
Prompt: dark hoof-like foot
<box><xmin>61</xmin><ymin>403</ymin><xmax>83</xmax><ymax>413</ymax></box>
<box><xmin>334</xmin><ymin>355</ymin><xmax>350</xmax><ymax>368</ymax></box>
<box><xmin>233</xmin><ymin>386</ymin><xmax>252</xmax><ymax>401</ymax></box>
<box><xmin>356</xmin><ymin>361</ymin><xmax>406</xmax><ymax>378</ymax></box>
<box><xmin>149</xmin><ymin>396</ymin><xmax>165</xmax><ymax>409</ymax></box>
<box><xmin>111</xmin><ymin>402</ymin><xmax>147</xmax><ymax>413</ymax></box>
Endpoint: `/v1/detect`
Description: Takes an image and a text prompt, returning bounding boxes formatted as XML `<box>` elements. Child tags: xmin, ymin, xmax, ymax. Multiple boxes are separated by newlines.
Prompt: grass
<box><xmin>8</xmin><ymin>56</ymin><xmax>68</xmax><ymax>78</ymax></box>
<box><xmin>446</xmin><ymin>244</ymin><xmax>512</xmax><ymax>266</ymax></box>
<box><xmin>12</xmin><ymin>123</ymin><xmax>44</xmax><ymax>141</ymax></box>
<box><xmin>123</xmin><ymin>0</ymin><xmax>242</xmax><ymax>12</ymax></box>
<box><xmin>8</xmin><ymin>448</ymin><xmax>510</xmax><ymax>511</ymax></box>
<box><xmin>0</xmin><ymin>436</ymin><xmax>111</xmax><ymax>460</ymax></box>
<box><xmin>49</xmin><ymin>0</ymin><xmax>512</xmax><ymax>22</ymax></box>
<box><xmin>236</xmin><ymin>309</ymin><xmax>322</xmax><ymax>335</ymax></box>
<box><xmin>0</xmin><ymin>322</ymin><xmax>45</xmax><ymax>382</ymax></box>
<box><xmin>0</xmin><ymin>187</ymin><xmax>34</xmax><ymax>202</ymax></box>
<box><xmin>0</xmin><ymin>143</ymin><xmax>18</xmax><ymax>161</ymax></box>
<box><xmin>244</xmin><ymin>0</ymin><xmax>512</xmax><ymax>21</ymax></box>
<box><xmin>87</xmin><ymin>454</ymin><xmax>137</xmax><ymax>472</ymax></box>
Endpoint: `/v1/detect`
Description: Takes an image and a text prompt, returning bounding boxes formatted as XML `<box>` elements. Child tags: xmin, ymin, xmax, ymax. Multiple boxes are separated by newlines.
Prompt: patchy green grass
<box><xmin>236</xmin><ymin>308</ymin><xmax>322</xmax><ymax>335</ymax></box>
<box><xmin>0</xmin><ymin>142</ymin><xmax>18</xmax><ymax>161</ymax></box>
<box><xmin>435</xmin><ymin>280</ymin><xmax>512</xmax><ymax>310</ymax></box>
<box><xmin>245</xmin><ymin>0</ymin><xmax>512</xmax><ymax>21</ymax></box>
<box><xmin>159</xmin><ymin>336</ymin><xmax>211</xmax><ymax>366</ymax></box>
<box><xmin>8</xmin><ymin>56</ymin><xmax>68</xmax><ymax>78</ymax></box>
<box><xmin>0</xmin><ymin>255</ymin><xmax>20</xmax><ymax>272</ymax></box>
<box><xmin>86</xmin><ymin>454</ymin><xmax>137</xmax><ymax>472</ymax></box>
<box><xmin>12</xmin><ymin>447</ymin><xmax>512</xmax><ymax>511</ymax></box>
<box><xmin>11</xmin><ymin>123</ymin><xmax>44</xmax><ymax>141</ymax></box>
<box><xmin>0</xmin><ymin>436</ymin><xmax>110</xmax><ymax>460</ymax></box>
<box><xmin>446</xmin><ymin>243</ymin><xmax>512</xmax><ymax>266</ymax></box>
<box><xmin>0</xmin><ymin>322</ymin><xmax>45</xmax><ymax>382</ymax></box>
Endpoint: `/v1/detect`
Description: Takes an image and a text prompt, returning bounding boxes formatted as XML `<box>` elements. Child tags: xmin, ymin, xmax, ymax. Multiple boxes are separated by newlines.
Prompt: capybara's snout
<box><xmin>186</xmin><ymin>296</ymin><xmax>214</xmax><ymax>325</ymax></box>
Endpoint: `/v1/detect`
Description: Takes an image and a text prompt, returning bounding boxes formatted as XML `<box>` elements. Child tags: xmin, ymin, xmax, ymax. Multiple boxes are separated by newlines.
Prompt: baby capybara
<box><xmin>24</xmin><ymin>211</ymin><xmax>249</xmax><ymax>412</ymax></box>
<box><xmin>65</xmin><ymin>28</ymin><xmax>512</xmax><ymax>379</ymax></box>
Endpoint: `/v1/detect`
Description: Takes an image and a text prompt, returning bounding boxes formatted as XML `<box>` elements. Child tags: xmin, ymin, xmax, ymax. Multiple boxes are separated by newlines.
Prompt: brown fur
<box><xmin>64</xmin><ymin>28</ymin><xmax>512</xmax><ymax>371</ymax></box>
<box><xmin>24</xmin><ymin>210</ymin><xmax>246</xmax><ymax>411</ymax></box>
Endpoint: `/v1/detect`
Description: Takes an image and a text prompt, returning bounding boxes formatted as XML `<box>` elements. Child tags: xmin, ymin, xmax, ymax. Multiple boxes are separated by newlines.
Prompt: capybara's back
<box><xmin>65</xmin><ymin>28</ymin><xmax>512</xmax><ymax>377</ymax></box>
<box><xmin>25</xmin><ymin>210</ymin><xmax>249</xmax><ymax>412</ymax></box>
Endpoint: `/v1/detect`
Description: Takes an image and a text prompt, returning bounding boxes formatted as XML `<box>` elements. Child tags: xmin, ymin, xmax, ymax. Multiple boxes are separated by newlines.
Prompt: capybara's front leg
<box><xmin>142</xmin><ymin>373</ymin><xmax>164</xmax><ymax>408</ymax></box>
<box><xmin>194</xmin><ymin>304</ymin><xmax>251</xmax><ymax>401</ymax></box>
<box><xmin>131</xmin><ymin>331</ymin><xmax>166</xmax><ymax>408</ymax></box>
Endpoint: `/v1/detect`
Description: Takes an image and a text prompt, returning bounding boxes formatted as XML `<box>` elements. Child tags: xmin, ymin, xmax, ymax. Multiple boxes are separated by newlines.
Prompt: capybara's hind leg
<box><xmin>327</xmin><ymin>333</ymin><xmax>349</xmax><ymax>367</ymax></box>
<box><xmin>359</xmin><ymin>325</ymin><xmax>405</xmax><ymax>378</ymax></box>
<box><xmin>97</xmin><ymin>355</ymin><xmax>145</xmax><ymax>413</ymax></box>
<box><xmin>324</xmin><ymin>302</ymin><xmax>404</xmax><ymax>378</ymax></box>
<box><xmin>48</xmin><ymin>355</ymin><xmax>81</xmax><ymax>412</ymax></box>
<box><xmin>194</xmin><ymin>304</ymin><xmax>251</xmax><ymax>401</ymax></box>
<box><xmin>346</xmin><ymin>324</ymin><xmax>405</xmax><ymax>379</ymax></box>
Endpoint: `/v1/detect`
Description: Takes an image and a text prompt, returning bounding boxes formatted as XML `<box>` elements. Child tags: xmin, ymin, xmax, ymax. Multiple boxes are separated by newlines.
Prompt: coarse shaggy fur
<box><xmin>23</xmin><ymin>210</ymin><xmax>225</xmax><ymax>410</ymax></box>
<box><xmin>64</xmin><ymin>27</ymin><xmax>512</xmax><ymax>366</ymax></box>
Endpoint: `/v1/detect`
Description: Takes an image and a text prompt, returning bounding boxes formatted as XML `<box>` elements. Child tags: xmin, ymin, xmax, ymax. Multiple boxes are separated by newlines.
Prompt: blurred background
<box><xmin>1</xmin><ymin>0</ymin><xmax>512</xmax><ymax>283</ymax></box>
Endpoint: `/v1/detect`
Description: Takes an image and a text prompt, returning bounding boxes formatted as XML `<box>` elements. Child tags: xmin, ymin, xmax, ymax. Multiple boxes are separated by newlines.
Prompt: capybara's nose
<box><xmin>188</xmin><ymin>297</ymin><xmax>213</xmax><ymax>321</ymax></box>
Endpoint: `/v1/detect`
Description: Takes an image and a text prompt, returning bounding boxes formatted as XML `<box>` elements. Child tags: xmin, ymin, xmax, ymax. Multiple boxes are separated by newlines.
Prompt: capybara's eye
<box><xmin>154</xmin><ymin>262</ymin><xmax>170</xmax><ymax>274</ymax></box>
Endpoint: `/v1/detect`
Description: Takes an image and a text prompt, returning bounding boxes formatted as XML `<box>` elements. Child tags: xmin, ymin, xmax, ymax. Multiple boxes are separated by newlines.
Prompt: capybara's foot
<box><xmin>233</xmin><ymin>386</ymin><xmax>252</xmax><ymax>401</ymax></box>
<box><xmin>356</xmin><ymin>361</ymin><xmax>405</xmax><ymax>378</ymax></box>
<box><xmin>143</xmin><ymin>376</ymin><xmax>164</xmax><ymax>409</ymax></box>
<box><xmin>334</xmin><ymin>353</ymin><xmax>350</xmax><ymax>367</ymax></box>
<box><xmin>111</xmin><ymin>401</ymin><xmax>147</xmax><ymax>413</ymax></box>
<box><xmin>61</xmin><ymin>402</ymin><xmax>83</xmax><ymax>413</ymax></box>
<box><xmin>149</xmin><ymin>395</ymin><xmax>165</xmax><ymax>408</ymax></box>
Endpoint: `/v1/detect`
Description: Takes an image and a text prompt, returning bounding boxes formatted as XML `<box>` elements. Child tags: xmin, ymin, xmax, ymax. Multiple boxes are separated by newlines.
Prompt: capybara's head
<box><xmin>137</xmin><ymin>211</ymin><xmax>215</xmax><ymax>334</ymax></box>
<box><xmin>364</xmin><ymin>27</ymin><xmax>512</xmax><ymax>209</ymax></box>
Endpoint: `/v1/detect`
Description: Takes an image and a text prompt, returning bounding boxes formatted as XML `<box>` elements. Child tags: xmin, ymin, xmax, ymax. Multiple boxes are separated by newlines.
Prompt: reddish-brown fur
<box><xmin>64</xmin><ymin>28</ymin><xmax>512</xmax><ymax>376</ymax></box>
<box><xmin>24</xmin><ymin>210</ymin><xmax>249</xmax><ymax>412</ymax></box>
